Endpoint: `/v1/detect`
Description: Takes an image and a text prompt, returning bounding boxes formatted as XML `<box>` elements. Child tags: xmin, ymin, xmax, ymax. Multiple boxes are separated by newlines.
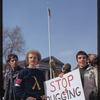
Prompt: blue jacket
<box><xmin>15</xmin><ymin>68</ymin><xmax>45</xmax><ymax>100</ymax></box>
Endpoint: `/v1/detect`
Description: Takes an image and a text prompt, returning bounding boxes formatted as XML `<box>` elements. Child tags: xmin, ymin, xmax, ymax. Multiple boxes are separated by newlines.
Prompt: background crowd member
<box><xmin>49</xmin><ymin>59</ymin><xmax>71</xmax><ymax>78</ymax></box>
<box><xmin>58</xmin><ymin>63</ymin><xmax>71</xmax><ymax>77</ymax></box>
<box><xmin>4</xmin><ymin>54</ymin><xmax>22</xmax><ymax>100</ymax></box>
<box><xmin>49</xmin><ymin>59</ymin><xmax>61</xmax><ymax>78</ymax></box>
<box><xmin>75</xmin><ymin>51</ymin><xmax>98</xmax><ymax>100</ymax></box>
<box><xmin>87</xmin><ymin>54</ymin><xmax>98</xmax><ymax>71</ymax></box>
<box><xmin>15</xmin><ymin>49</ymin><xmax>45</xmax><ymax>100</ymax></box>
<box><xmin>63</xmin><ymin>63</ymin><xmax>71</xmax><ymax>73</ymax></box>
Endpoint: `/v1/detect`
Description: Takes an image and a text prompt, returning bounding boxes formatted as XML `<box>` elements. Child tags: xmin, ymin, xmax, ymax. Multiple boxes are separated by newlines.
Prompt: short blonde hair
<box><xmin>25</xmin><ymin>49</ymin><xmax>41</xmax><ymax>63</ymax></box>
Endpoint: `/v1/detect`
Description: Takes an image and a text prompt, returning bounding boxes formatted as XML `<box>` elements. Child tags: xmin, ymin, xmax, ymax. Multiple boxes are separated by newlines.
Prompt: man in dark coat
<box><xmin>4</xmin><ymin>54</ymin><xmax>22</xmax><ymax>100</ymax></box>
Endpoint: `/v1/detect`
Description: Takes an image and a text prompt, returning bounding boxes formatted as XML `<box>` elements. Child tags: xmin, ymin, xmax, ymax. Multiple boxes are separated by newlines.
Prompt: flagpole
<box><xmin>47</xmin><ymin>3</ymin><xmax>52</xmax><ymax>79</ymax></box>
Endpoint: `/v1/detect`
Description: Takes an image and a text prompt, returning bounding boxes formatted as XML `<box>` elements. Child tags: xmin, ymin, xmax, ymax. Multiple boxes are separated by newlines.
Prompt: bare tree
<box><xmin>3</xmin><ymin>26</ymin><xmax>25</xmax><ymax>62</ymax></box>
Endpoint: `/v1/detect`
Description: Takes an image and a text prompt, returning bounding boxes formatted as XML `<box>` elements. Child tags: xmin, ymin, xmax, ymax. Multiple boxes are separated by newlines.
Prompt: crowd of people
<box><xmin>3</xmin><ymin>49</ymin><xmax>98</xmax><ymax>100</ymax></box>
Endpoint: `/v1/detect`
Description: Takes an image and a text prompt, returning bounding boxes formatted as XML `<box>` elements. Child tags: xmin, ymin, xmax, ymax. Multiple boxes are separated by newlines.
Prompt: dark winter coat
<box><xmin>15</xmin><ymin>68</ymin><xmax>45</xmax><ymax>100</ymax></box>
<box><xmin>4</xmin><ymin>66</ymin><xmax>22</xmax><ymax>100</ymax></box>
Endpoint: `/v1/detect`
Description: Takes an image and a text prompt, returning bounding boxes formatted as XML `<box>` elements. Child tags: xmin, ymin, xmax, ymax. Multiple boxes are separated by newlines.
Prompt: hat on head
<box><xmin>63</xmin><ymin>63</ymin><xmax>71</xmax><ymax>71</ymax></box>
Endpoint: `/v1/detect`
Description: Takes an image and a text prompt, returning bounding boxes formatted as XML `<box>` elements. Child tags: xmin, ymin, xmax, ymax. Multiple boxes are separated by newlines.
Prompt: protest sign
<box><xmin>44</xmin><ymin>69</ymin><xmax>85</xmax><ymax>100</ymax></box>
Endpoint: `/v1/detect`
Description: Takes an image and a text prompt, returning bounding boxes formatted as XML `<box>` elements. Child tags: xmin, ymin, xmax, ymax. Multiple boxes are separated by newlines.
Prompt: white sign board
<box><xmin>44</xmin><ymin>69</ymin><xmax>85</xmax><ymax>100</ymax></box>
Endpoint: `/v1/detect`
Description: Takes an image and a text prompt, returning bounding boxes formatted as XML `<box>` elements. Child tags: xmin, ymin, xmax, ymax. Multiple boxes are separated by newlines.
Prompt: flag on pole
<box><xmin>47</xmin><ymin>6</ymin><xmax>52</xmax><ymax>79</ymax></box>
<box><xmin>48</xmin><ymin>8</ymin><xmax>51</xmax><ymax>19</ymax></box>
